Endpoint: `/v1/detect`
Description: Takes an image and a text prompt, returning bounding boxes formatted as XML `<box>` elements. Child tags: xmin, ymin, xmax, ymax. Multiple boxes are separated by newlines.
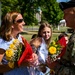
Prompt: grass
<box><xmin>21</xmin><ymin>26</ymin><xmax>71</xmax><ymax>42</ymax></box>
<box><xmin>22</xmin><ymin>33</ymin><xmax>62</xmax><ymax>42</ymax></box>
<box><xmin>22</xmin><ymin>34</ymin><xmax>32</xmax><ymax>42</ymax></box>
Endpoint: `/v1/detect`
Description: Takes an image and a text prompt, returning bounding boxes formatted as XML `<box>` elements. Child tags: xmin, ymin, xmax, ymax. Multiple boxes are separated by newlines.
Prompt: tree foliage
<box><xmin>1</xmin><ymin>0</ymin><xmax>63</xmax><ymax>25</ymax></box>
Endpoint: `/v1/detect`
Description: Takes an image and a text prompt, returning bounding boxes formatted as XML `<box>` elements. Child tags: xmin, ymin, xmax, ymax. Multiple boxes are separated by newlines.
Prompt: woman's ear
<box><xmin>11</xmin><ymin>25</ymin><xmax>14</xmax><ymax>28</ymax></box>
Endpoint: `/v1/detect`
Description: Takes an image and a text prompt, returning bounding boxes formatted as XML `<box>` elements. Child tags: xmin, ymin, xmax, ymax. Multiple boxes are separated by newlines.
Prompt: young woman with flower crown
<box><xmin>0</xmin><ymin>11</ymin><xmax>38</xmax><ymax>75</ymax></box>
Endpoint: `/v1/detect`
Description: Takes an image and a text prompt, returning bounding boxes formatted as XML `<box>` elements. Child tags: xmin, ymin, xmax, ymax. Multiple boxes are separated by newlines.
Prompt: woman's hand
<box><xmin>32</xmin><ymin>53</ymin><xmax>38</xmax><ymax>62</ymax></box>
<box><xmin>21</xmin><ymin>53</ymin><xmax>39</xmax><ymax>67</ymax></box>
<box><xmin>30</xmin><ymin>53</ymin><xmax>39</xmax><ymax>66</ymax></box>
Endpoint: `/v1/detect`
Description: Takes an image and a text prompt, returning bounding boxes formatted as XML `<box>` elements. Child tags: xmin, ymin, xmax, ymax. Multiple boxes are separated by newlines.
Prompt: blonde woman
<box><xmin>30</xmin><ymin>21</ymin><xmax>52</xmax><ymax>75</ymax></box>
<box><xmin>0</xmin><ymin>11</ymin><xmax>37</xmax><ymax>75</ymax></box>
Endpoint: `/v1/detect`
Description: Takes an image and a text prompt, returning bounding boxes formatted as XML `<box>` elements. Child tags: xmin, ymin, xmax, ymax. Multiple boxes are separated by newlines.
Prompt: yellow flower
<box><xmin>13</xmin><ymin>39</ymin><xmax>19</xmax><ymax>44</ymax></box>
<box><xmin>8</xmin><ymin>61</ymin><xmax>14</xmax><ymax>68</ymax></box>
<box><xmin>5</xmin><ymin>39</ymin><xmax>22</xmax><ymax>68</ymax></box>
<box><xmin>9</xmin><ymin>44</ymin><xmax>15</xmax><ymax>49</ymax></box>
<box><xmin>6</xmin><ymin>49</ymin><xmax>14</xmax><ymax>57</ymax></box>
<box><xmin>55</xmin><ymin>45</ymin><xmax>57</xmax><ymax>47</ymax></box>
<box><xmin>49</xmin><ymin>46</ymin><xmax>56</xmax><ymax>54</ymax></box>
<box><xmin>48</xmin><ymin>39</ymin><xmax>62</xmax><ymax>62</ymax></box>
<box><xmin>53</xmin><ymin>41</ymin><xmax>56</xmax><ymax>45</ymax></box>
<box><xmin>6</xmin><ymin>56</ymin><xmax>11</xmax><ymax>60</ymax></box>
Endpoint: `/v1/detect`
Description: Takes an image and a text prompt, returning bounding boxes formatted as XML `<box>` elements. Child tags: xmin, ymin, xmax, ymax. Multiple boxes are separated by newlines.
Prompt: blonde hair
<box><xmin>0</xmin><ymin>11</ymin><xmax>20</xmax><ymax>41</ymax></box>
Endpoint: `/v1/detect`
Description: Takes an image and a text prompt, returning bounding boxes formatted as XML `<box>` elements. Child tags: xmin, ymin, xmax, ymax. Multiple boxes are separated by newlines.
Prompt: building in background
<box><xmin>35</xmin><ymin>7</ymin><xmax>42</xmax><ymax>25</ymax></box>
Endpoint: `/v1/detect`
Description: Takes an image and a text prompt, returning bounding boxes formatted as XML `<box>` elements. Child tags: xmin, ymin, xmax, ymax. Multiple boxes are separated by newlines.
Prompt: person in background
<box><xmin>30</xmin><ymin>21</ymin><xmax>52</xmax><ymax>75</ymax></box>
<box><xmin>47</xmin><ymin>1</ymin><xmax>75</xmax><ymax>75</ymax></box>
<box><xmin>37</xmin><ymin>21</ymin><xmax>52</xmax><ymax>75</ymax></box>
<box><xmin>57</xmin><ymin>32</ymin><xmax>69</xmax><ymax>60</ymax></box>
<box><xmin>58</xmin><ymin>32</ymin><xmax>69</xmax><ymax>44</ymax></box>
<box><xmin>29</xmin><ymin>37</ymin><xmax>42</xmax><ymax>75</ymax></box>
<box><xmin>38</xmin><ymin>21</ymin><xmax>52</xmax><ymax>47</ymax></box>
<box><xmin>0</xmin><ymin>11</ymin><xmax>38</xmax><ymax>75</ymax></box>
<box><xmin>31</xmin><ymin>34</ymin><xmax>38</xmax><ymax>39</ymax></box>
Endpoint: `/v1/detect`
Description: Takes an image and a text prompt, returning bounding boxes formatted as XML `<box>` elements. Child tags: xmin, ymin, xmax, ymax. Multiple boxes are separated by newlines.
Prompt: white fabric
<box><xmin>0</xmin><ymin>34</ymin><xmax>23</xmax><ymax>50</ymax></box>
<box><xmin>38</xmin><ymin>38</ymin><xmax>48</xmax><ymax>63</ymax></box>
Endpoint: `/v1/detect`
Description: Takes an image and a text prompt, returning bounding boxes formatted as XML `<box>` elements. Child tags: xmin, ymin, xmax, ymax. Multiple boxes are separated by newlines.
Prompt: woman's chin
<box><xmin>20</xmin><ymin>30</ymin><xmax>24</xmax><ymax>32</ymax></box>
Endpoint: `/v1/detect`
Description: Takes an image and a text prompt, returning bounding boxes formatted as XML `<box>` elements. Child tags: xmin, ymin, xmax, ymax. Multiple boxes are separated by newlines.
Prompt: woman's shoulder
<box><xmin>0</xmin><ymin>37</ymin><xmax>6</xmax><ymax>50</ymax></box>
<box><xmin>0</xmin><ymin>37</ymin><xmax>13</xmax><ymax>50</ymax></box>
<box><xmin>0</xmin><ymin>37</ymin><xmax>4</xmax><ymax>42</ymax></box>
<box><xmin>0</xmin><ymin>37</ymin><xmax>6</xmax><ymax>45</ymax></box>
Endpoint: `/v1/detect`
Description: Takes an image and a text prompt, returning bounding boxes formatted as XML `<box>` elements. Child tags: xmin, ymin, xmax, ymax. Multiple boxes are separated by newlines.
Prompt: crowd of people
<box><xmin>0</xmin><ymin>0</ymin><xmax>75</xmax><ymax>75</ymax></box>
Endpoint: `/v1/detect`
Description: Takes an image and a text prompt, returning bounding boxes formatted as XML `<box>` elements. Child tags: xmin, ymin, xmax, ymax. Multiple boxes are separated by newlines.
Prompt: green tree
<box><xmin>1</xmin><ymin>0</ymin><xmax>19</xmax><ymax>17</ymax></box>
<box><xmin>40</xmin><ymin>0</ymin><xmax>63</xmax><ymax>25</ymax></box>
<box><xmin>1</xmin><ymin>0</ymin><xmax>63</xmax><ymax>26</ymax></box>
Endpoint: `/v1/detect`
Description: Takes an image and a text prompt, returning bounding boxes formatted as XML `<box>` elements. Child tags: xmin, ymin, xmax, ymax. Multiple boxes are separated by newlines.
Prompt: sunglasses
<box><xmin>15</xmin><ymin>19</ymin><xmax>24</xmax><ymax>23</ymax></box>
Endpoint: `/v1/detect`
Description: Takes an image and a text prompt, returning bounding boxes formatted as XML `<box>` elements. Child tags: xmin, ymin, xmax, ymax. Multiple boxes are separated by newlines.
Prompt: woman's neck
<box><xmin>11</xmin><ymin>32</ymin><xmax>19</xmax><ymax>39</ymax></box>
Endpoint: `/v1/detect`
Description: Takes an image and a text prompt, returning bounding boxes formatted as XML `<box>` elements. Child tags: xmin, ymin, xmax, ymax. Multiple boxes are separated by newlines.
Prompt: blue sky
<box><xmin>57</xmin><ymin>0</ymin><xmax>70</xmax><ymax>2</ymax></box>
